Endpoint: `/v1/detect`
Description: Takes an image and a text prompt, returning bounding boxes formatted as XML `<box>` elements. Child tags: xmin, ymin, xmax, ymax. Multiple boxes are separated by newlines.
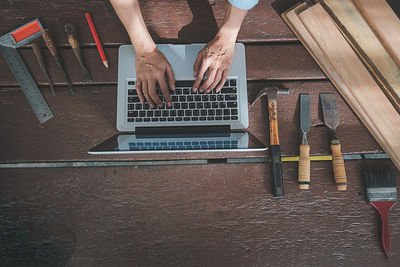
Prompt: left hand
<box><xmin>192</xmin><ymin>36</ymin><xmax>235</xmax><ymax>93</ymax></box>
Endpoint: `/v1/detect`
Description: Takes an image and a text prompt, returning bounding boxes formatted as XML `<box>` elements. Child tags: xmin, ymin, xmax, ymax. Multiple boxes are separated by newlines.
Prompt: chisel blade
<box><xmin>320</xmin><ymin>93</ymin><xmax>339</xmax><ymax>131</ymax></box>
<box><xmin>300</xmin><ymin>94</ymin><xmax>310</xmax><ymax>136</ymax></box>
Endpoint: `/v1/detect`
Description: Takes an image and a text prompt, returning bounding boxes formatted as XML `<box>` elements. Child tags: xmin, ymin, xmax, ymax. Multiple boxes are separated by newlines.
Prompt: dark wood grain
<box><xmin>0</xmin><ymin>81</ymin><xmax>382</xmax><ymax>163</ymax></box>
<box><xmin>0</xmin><ymin>44</ymin><xmax>325</xmax><ymax>86</ymax></box>
<box><xmin>0</xmin><ymin>0</ymin><xmax>295</xmax><ymax>46</ymax></box>
<box><xmin>0</xmin><ymin>160</ymin><xmax>399</xmax><ymax>266</ymax></box>
<box><xmin>1</xmin><ymin>1</ymin><xmax>398</xmax><ymax>265</ymax></box>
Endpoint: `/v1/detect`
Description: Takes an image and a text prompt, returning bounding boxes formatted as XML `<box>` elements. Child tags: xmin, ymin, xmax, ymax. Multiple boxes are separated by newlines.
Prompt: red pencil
<box><xmin>85</xmin><ymin>12</ymin><xmax>109</xmax><ymax>70</ymax></box>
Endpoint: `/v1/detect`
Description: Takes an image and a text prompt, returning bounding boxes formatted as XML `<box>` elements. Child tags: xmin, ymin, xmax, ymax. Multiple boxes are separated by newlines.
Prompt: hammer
<box><xmin>250</xmin><ymin>85</ymin><xmax>290</xmax><ymax>198</ymax></box>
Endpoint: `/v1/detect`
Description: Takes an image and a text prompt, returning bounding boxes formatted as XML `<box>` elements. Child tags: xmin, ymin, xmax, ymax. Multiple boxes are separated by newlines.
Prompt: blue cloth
<box><xmin>228</xmin><ymin>0</ymin><xmax>259</xmax><ymax>10</ymax></box>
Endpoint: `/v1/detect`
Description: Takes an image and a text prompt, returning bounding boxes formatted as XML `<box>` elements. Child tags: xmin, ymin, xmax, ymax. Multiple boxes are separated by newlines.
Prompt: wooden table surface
<box><xmin>0</xmin><ymin>0</ymin><xmax>399</xmax><ymax>266</ymax></box>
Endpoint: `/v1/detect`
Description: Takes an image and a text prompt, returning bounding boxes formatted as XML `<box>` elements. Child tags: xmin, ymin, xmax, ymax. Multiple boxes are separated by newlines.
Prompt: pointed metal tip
<box><xmin>69</xmin><ymin>88</ymin><xmax>76</xmax><ymax>96</ymax></box>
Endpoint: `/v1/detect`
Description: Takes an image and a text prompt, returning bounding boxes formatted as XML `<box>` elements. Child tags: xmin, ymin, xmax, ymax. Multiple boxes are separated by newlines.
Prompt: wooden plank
<box><xmin>0</xmin><ymin>44</ymin><xmax>326</xmax><ymax>87</ymax></box>
<box><xmin>0</xmin><ymin>0</ymin><xmax>296</xmax><ymax>45</ymax></box>
<box><xmin>354</xmin><ymin>0</ymin><xmax>400</xmax><ymax>69</ymax></box>
<box><xmin>321</xmin><ymin>0</ymin><xmax>400</xmax><ymax>112</ymax></box>
<box><xmin>282</xmin><ymin>3</ymin><xmax>386</xmax><ymax>158</ymax></box>
<box><xmin>298</xmin><ymin>4</ymin><xmax>400</xmax><ymax>170</ymax></box>
<box><xmin>0</xmin><ymin>81</ymin><xmax>382</xmax><ymax>163</ymax></box>
<box><xmin>0</xmin><ymin>160</ymin><xmax>399</xmax><ymax>265</ymax></box>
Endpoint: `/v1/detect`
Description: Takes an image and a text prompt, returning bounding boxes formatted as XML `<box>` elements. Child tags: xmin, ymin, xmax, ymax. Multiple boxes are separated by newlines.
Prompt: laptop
<box><xmin>89</xmin><ymin>43</ymin><xmax>267</xmax><ymax>154</ymax></box>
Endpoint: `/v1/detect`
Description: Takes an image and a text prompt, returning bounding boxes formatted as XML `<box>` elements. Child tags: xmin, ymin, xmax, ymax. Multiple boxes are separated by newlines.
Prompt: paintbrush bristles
<box><xmin>364</xmin><ymin>168</ymin><xmax>396</xmax><ymax>188</ymax></box>
<box><xmin>363</xmin><ymin>168</ymin><xmax>397</xmax><ymax>202</ymax></box>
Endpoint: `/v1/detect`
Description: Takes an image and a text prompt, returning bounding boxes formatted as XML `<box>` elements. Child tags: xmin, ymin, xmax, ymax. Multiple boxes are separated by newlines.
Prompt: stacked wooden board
<box><xmin>281</xmin><ymin>1</ymin><xmax>400</xmax><ymax>170</ymax></box>
<box><xmin>320</xmin><ymin>0</ymin><xmax>400</xmax><ymax>113</ymax></box>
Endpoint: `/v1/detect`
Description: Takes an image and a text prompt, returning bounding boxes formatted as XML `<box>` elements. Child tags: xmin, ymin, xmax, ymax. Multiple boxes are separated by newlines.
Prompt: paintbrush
<box><xmin>363</xmin><ymin>167</ymin><xmax>397</xmax><ymax>258</ymax></box>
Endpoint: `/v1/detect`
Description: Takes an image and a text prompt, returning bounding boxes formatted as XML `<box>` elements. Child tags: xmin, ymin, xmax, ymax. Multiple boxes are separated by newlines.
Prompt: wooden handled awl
<box><xmin>41</xmin><ymin>29</ymin><xmax>75</xmax><ymax>95</ymax></box>
<box><xmin>320</xmin><ymin>93</ymin><xmax>347</xmax><ymax>191</ymax></box>
<box><xmin>298</xmin><ymin>94</ymin><xmax>310</xmax><ymax>189</ymax></box>
<box><xmin>31</xmin><ymin>41</ymin><xmax>56</xmax><ymax>96</ymax></box>
<box><xmin>64</xmin><ymin>24</ymin><xmax>92</xmax><ymax>82</ymax></box>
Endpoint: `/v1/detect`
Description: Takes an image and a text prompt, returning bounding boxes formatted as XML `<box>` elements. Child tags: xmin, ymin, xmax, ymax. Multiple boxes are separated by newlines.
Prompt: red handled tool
<box><xmin>0</xmin><ymin>19</ymin><xmax>54</xmax><ymax>123</ymax></box>
<box><xmin>363</xmin><ymin>167</ymin><xmax>397</xmax><ymax>258</ymax></box>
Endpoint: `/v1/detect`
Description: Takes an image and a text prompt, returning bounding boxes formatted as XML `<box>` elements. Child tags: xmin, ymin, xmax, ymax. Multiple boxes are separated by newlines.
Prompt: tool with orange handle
<box><xmin>250</xmin><ymin>85</ymin><xmax>290</xmax><ymax>198</ymax></box>
<box><xmin>320</xmin><ymin>93</ymin><xmax>347</xmax><ymax>191</ymax></box>
<box><xmin>0</xmin><ymin>19</ymin><xmax>54</xmax><ymax>123</ymax></box>
<box><xmin>298</xmin><ymin>94</ymin><xmax>310</xmax><ymax>189</ymax></box>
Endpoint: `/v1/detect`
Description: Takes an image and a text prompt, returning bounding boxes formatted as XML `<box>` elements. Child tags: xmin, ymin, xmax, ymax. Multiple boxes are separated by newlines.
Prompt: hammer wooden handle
<box><xmin>298</xmin><ymin>144</ymin><xmax>310</xmax><ymax>189</ymax></box>
<box><xmin>331</xmin><ymin>139</ymin><xmax>347</xmax><ymax>191</ymax></box>
<box><xmin>267</xmin><ymin>99</ymin><xmax>284</xmax><ymax>198</ymax></box>
<box><xmin>268</xmin><ymin>99</ymin><xmax>280</xmax><ymax>145</ymax></box>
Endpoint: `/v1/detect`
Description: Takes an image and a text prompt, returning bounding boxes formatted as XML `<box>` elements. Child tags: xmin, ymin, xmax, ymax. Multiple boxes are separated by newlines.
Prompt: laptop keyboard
<box><xmin>128</xmin><ymin>139</ymin><xmax>239</xmax><ymax>151</ymax></box>
<box><xmin>126</xmin><ymin>78</ymin><xmax>239</xmax><ymax>123</ymax></box>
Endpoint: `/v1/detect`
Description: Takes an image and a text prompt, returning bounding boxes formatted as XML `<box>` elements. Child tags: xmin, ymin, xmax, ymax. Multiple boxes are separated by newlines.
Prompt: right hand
<box><xmin>135</xmin><ymin>48</ymin><xmax>175</xmax><ymax>108</ymax></box>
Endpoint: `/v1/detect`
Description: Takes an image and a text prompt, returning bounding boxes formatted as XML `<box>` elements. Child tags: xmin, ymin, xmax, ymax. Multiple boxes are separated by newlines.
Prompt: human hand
<box><xmin>135</xmin><ymin>48</ymin><xmax>175</xmax><ymax>108</ymax></box>
<box><xmin>193</xmin><ymin>35</ymin><xmax>235</xmax><ymax>93</ymax></box>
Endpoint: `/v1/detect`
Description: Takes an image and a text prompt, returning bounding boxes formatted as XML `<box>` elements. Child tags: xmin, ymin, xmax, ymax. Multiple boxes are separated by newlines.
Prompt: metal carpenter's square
<box><xmin>0</xmin><ymin>19</ymin><xmax>54</xmax><ymax>123</ymax></box>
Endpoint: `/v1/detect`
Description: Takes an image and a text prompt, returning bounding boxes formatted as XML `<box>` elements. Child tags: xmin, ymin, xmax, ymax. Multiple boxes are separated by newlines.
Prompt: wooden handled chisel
<box><xmin>320</xmin><ymin>93</ymin><xmax>347</xmax><ymax>191</ymax></box>
<box><xmin>298</xmin><ymin>94</ymin><xmax>310</xmax><ymax>189</ymax></box>
<box><xmin>64</xmin><ymin>24</ymin><xmax>92</xmax><ymax>82</ymax></box>
<box><xmin>41</xmin><ymin>29</ymin><xmax>75</xmax><ymax>95</ymax></box>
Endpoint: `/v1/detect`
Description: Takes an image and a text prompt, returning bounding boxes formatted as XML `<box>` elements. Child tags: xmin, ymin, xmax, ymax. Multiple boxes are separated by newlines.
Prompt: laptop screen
<box><xmin>89</xmin><ymin>132</ymin><xmax>267</xmax><ymax>154</ymax></box>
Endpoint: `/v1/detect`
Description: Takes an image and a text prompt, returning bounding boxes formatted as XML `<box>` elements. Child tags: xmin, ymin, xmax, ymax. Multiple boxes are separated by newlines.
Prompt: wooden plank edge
<box><xmin>0</xmin><ymin>78</ymin><xmax>330</xmax><ymax>90</ymax></box>
<box><xmin>298</xmin><ymin>3</ymin><xmax>400</xmax><ymax>170</ymax></box>
<box><xmin>319</xmin><ymin>0</ymin><xmax>400</xmax><ymax>113</ymax></box>
<box><xmin>283</xmin><ymin>3</ymin><xmax>393</xmax><ymax>169</ymax></box>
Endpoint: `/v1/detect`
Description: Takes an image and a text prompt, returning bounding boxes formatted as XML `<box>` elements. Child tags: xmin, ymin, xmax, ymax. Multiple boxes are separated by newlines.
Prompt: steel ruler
<box><xmin>0</xmin><ymin>19</ymin><xmax>53</xmax><ymax>123</ymax></box>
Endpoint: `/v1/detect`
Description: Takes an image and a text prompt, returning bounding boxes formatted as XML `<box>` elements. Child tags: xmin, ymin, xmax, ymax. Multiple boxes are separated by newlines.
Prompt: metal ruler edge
<box><xmin>0</xmin><ymin>46</ymin><xmax>53</xmax><ymax>123</ymax></box>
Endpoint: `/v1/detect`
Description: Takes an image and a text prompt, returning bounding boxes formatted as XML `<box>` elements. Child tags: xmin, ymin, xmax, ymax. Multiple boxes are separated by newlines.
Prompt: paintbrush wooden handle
<box><xmin>331</xmin><ymin>139</ymin><xmax>347</xmax><ymax>191</ymax></box>
<box><xmin>298</xmin><ymin>143</ymin><xmax>310</xmax><ymax>189</ymax></box>
<box><xmin>371</xmin><ymin>201</ymin><xmax>396</xmax><ymax>258</ymax></box>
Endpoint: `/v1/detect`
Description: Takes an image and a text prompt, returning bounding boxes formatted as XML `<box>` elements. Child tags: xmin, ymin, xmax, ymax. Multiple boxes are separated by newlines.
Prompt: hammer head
<box><xmin>249</xmin><ymin>84</ymin><xmax>290</xmax><ymax>106</ymax></box>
